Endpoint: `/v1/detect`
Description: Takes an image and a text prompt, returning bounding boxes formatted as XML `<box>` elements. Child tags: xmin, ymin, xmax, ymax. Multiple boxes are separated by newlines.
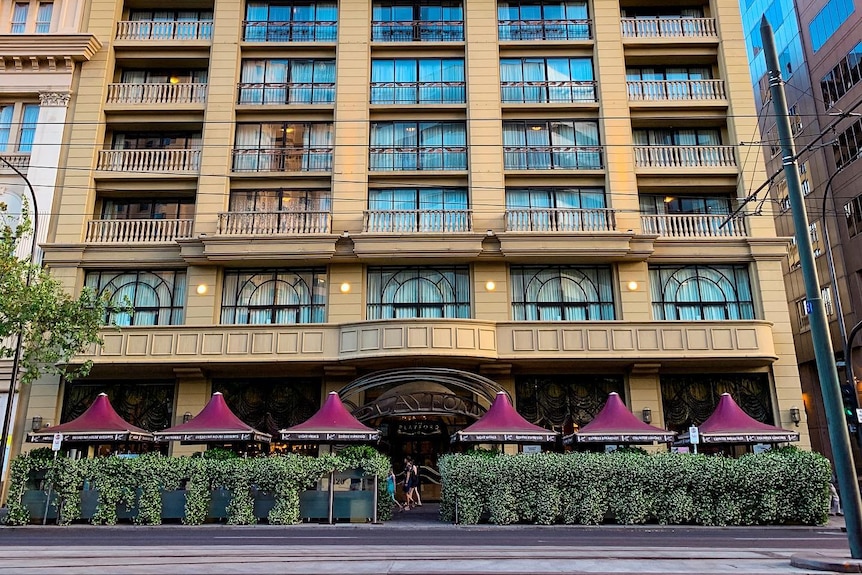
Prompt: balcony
<box><xmin>506</xmin><ymin>208</ymin><xmax>616</xmax><ymax>232</ymax></box>
<box><xmin>242</xmin><ymin>21</ymin><xmax>337</xmax><ymax>42</ymax></box>
<box><xmin>115</xmin><ymin>20</ymin><xmax>213</xmax><ymax>41</ymax></box>
<box><xmin>641</xmin><ymin>214</ymin><xmax>748</xmax><ymax>238</ymax></box>
<box><xmin>498</xmin><ymin>19</ymin><xmax>592</xmax><ymax>41</ymax></box>
<box><xmin>363</xmin><ymin>209</ymin><xmax>472</xmax><ymax>233</ymax></box>
<box><xmin>237</xmin><ymin>83</ymin><xmax>335</xmax><ymax>105</ymax></box>
<box><xmin>106</xmin><ymin>83</ymin><xmax>208</xmax><ymax>105</ymax></box>
<box><xmin>85</xmin><ymin>219</ymin><xmax>195</xmax><ymax>243</ymax></box>
<box><xmin>371</xmin><ymin>21</ymin><xmax>464</xmax><ymax>42</ymax></box>
<box><xmin>0</xmin><ymin>153</ymin><xmax>29</xmax><ymax>173</ymax></box>
<box><xmin>370</xmin><ymin>82</ymin><xmax>466</xmax><ymax>105</ymax></box>
<box><xmin>369</xmin><ymin>147</ymin><xmax>467</xmax><ymax>171</ymax></box>
<box><xmin>633</xmin><ymin>146</ymin><xmax>736</xmax><ymax>169</ymax></box>
<box><xmin>217</xmin><ymin>211</ymin><xmax>332</xmax><ymax>235</ymax></box>
<box><xmin>620</xmin><ymin>18</ymin><xmax>717</xmax><ymax>39</ymax></box>
<box><xmin>626</xmin><ymin>80</ymin><xmax>726</xmax><ymax>101</ymax></box>
<box><xmin>231</xmin><ymin>148</ymin><xmax>333</xmax><ymax>172</ymax></box>
<box><xmin>503</xmin><ymin>146</ymin><xmax>603</xmax><ymax>170</ymax></box>
<box><xmin>501</xmin><ymin>80</ymin><xmax>597</xmax><ymax>104</ymax></box>
<box><xmin>96</xmin><ymin>149</ymin><xmax>202</xmax><ymax>173</ymax></box>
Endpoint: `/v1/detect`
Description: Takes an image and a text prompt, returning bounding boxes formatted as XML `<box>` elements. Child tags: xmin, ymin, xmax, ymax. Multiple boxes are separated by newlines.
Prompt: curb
<box><xmin>791</xmin><ymin>553</ymin><xmax>862</xmax><ymax>573</ymax></box>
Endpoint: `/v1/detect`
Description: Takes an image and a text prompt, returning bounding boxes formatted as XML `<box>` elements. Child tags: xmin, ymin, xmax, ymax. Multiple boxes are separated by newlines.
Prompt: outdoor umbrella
<box><xmin>451</xmin><ymin>391</ymin><xmax>558</xmax><ymax>444</ymax></box>
<box><xmin>27</xmin><ymin>393</ymin><xmax>155</xmax><ymax>443</ymax></box>
<box><xmin>154</xmin><ymin>392</ymin><xmax>271</xmax><ymax>443</ymax></box>
<box><xmin>678</xmin><ymin>393</ymin><xmax>800</xmax><ymax>444</ymax></box>
<box><xmin>279</xmin><ymin>391</ymin><xmax>380</xmax><ymax>443</ymax></box>
<box><xmin>563</xmin><ymin>392</ymin><xmax>676</xmax><ymax>445</ymax></box>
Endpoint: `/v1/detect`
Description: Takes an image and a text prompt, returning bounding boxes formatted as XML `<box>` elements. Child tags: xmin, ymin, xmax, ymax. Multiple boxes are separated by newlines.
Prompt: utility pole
<box><xmin>761</xmin><ymin>17</ymin><xmax>862</xmax><ymax>557</ymax></box>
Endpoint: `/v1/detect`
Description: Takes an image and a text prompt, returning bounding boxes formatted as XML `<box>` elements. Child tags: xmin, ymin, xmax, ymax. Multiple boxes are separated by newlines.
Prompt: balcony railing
<box><xmin>0</xmin><ymin>152</ymin><xmax>29</xmax><ymax>172</ymax></box>
<box><xmin>237</xmin><ymin>83</ymin><xmax>335</xmax><ymax>105</ymax></box>
<box><xmin>633</xmin><ymin>146</ymin><xmax>736</xmax><ymax>168</ymax></box>
<box><xmin>626</xmin><ymin>80</ymin><xmax>726</xmax><ymax>101</ymax></box>
<box><xmin>115</xmin><ymin>20</ymin><xmax>213</xmax><ymax>41</ymax></box>
<box><xmin>501</xmin><ymin>80</ymin><xmax>597</xmax><ymax>103</ymax></box>
<box><xmin>641</xmin><ymin>214</ymin><xmax>747</xmax><ymax>238</ymax></box>
<box><xmin>106</xmin><ymin>83</ymin><xmax>208</xmax><ymax>105</ymax></box>
<box><xmin>96</xmin><ymin>149</ymin><xmax>202</xmax><ymax>172</ymax></box>
<box><xmin>231</xmin><ymin>148</ymin><xmax>333</xmax><ymax>172</ymax></box>
<box><xmin>85</xmin><ymin>218</ymin><xmax>195</xmax><ymax>243</ymax></box>
<box><xmin>371</xmin><ymin>21</ymin><xmax>464</xmax><ymax>42</ymax></box>
<box><xmin>369</xmin><ymin>147</ymin><xmax>467</xmax><ymax>171</ymax></box>
<box><xmin>498</xmin><ymin>19</ymin><xmax>591</xmax><ymax>40</ymax></box>
<box><xmin>217</xmin><ymin>211</ymin><xmax>331</xmax><ymax>235</ymax></box>
<box><xmin>506</xmin><ymin>208</ymin><xmax>616</xmax><ymax>232</ymax></box>
<box><xmin>370</xmin><ymin>82</ymin><xmax>466</xmax><ymax>104</ymax></box>
<box><xmin>503</xmin><ymin>146</ymin><xmax>604</xmax><ymax>170</ymax></box>
<box><xmin>620</xmin><ymin>17</ymin><xmax>717</xmax><ymax>38</ymax></box>
<box><xmin>363</xmin><ymin>209</ymin><xmax>472</xmax><ymax>233</ymax></box>
<box><xmin>242</xmin><ymin>21</ymin><xmax>337</xmax><ymax>42</ymax></box>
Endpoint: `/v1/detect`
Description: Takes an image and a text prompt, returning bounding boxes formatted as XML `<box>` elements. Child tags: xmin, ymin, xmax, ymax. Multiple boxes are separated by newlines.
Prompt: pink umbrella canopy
<box><xmin>279</xmin><ymin>391</ymin><xmax>380</xmax><ymax>443</ymax></box>
<box><xmin>452</xmin><ymin>391</ymin><xmax>558</xmax><ymax>443</ymax></box>
<box><xmin>154</xmin><ymin>392</ymin><xmax>271</xmax><ymax>443</ymax></box>
<box><xmin>27</xmin><ymin>393</ymin><xmax>154</xmax><ymax>443</ymax></box>
<box><xmin>564</xmin><ymin>392</ymin><xmax>676</xmax><ymax>444</ymax></box>
<box><xmin>682</xmin><ymin>393</ymin><xmax>800</xmax><ymax>444</ymax></box>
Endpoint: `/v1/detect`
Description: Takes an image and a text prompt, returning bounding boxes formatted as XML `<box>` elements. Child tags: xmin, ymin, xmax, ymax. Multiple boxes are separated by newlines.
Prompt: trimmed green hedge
<box><xmin>439</xmin><ymin>448</ymin><xmax>831</xmax><ymax>526</ymax></box>
<box><xmin>4</xmin><ymin>445</ymin><xmax>392</xmax><ymax>526</ymax></box>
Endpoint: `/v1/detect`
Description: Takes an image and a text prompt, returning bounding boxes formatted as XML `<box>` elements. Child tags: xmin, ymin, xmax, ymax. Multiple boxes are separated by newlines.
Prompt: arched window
<box><xmin>511</xmin><ymin>265</ymin><xmax>615</xmax><ymax>320</ymax></box>
<box><xmin>221</xmin><ymin>268</ymin><xmax>326</xmax><ymax>324</ymax></box>
<box><xmin>367</xmin><ymin>266</ymin><xmax>470</xmax><ymax>319</ymax></box>
<box><xmin>85</xmin><ymin>270</ymin><xmax>186</xmax><ymax>326</ymax></box>
<box><xmin>649</xmin><ymin>264</ymin><xmax>754</xmax><ymax>320</ymax></box>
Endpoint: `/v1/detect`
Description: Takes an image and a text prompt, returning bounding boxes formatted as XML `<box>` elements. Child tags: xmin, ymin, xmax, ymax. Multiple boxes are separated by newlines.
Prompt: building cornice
<box><xmin>0</xmin><ymin>34</ymin><xmax>102</xmax><ymax>73</ymax></box>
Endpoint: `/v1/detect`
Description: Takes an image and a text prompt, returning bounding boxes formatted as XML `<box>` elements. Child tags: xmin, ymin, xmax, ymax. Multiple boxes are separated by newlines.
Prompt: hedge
<box><xmin>438</xmin><ymin>448</ymin><xmax>831</xmax><ymax>526</ymax></box>
<box><xmin>3</xmin><ymin>445</ymin><xmax>392</xmax><ymax>526</ymax></box>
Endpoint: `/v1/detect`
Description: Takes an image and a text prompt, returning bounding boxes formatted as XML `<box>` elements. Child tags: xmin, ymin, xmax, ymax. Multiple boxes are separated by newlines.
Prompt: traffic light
<box><xmin>840</xmin><ymin>382</ymin><xmax>858</xmax><ymax>422</ymax></box>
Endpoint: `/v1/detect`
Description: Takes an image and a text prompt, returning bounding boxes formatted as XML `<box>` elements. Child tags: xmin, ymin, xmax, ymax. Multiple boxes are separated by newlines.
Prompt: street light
<box><xmin>0</xmin><ymin>155</ymin><xmax>39</xmax><ymax>489</ymax></box>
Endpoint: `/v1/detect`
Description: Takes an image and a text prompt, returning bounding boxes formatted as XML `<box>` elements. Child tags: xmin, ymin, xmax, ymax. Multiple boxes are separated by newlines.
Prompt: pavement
<box><xmin>2</xmin><ymin>504</ymin><xmax>862</xmax><ymax>574</ymax></box>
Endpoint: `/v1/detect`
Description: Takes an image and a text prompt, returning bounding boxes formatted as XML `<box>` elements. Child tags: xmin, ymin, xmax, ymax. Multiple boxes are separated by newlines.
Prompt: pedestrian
<box><xmin>830</xmin><ymin>479</ymin><xmax>843</xmax><ymax>516</ymax></box>
<box><xmin>410</xmin><ymin>459</ymin><xmax>422</xmax><ymax>507</ymax></box>
<box><xmin>386</xmin><ymin>467</ymin><xmax>403</xmax><ymax>512</ymax></box>
<box><xmin>402</xmin><ymin>457</ymin><xmax>415</xmax><ymax>509</ymax></box>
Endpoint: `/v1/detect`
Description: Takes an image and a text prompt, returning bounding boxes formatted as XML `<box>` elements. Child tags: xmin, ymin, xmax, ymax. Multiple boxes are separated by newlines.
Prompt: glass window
<box><xmin>233</xmin><ymin>122</ymin><xmax>333</xmax><ymax>171</ymax></box>
<box><xmin>101</xmin><ymin>199</ymin><xmax>195</xmax><ymax>220</ymax></box>
<box><xmin>367</xmin><ymin>188</ymin><xmax>468</xmax><ymax>231</ymax></box>
<box><xmin>502</xmin><ymin>120</ymin><xmax>601</xmax><ymax>169</ymax></box>
<box><xmin>85</xmin><ymin>270</ymin><xmax>187</xmax><ymax>326</ymax></box>
<box><xmin>498</xmin><ymin>1</ymin><xmax>590</xmax><ymax>40</ymax></box>
<box><xmin>372</xmin><ymin>1</ymin><xmax>463</xmax><ymax>41</ymax></box>
<box><xmin>16</xmin><ymin>104</ymin><xmax>39</xmax><ymax>152</ymax></box>
<box><xmin>649</xmin><ymin>264</ymin><xmax>755</xmax><ymax>320</ymax></box>
<box><xmin>833</xmin><ymin>117</ymin><xmax>862</xmax><ymax>170</ymax></box>
<box><xmin>809</xmin><ymin>0</ymin><xmax>854</xmax><ymax>52</ymax></box>
<box><xmin>505</xmin><ymin>187</ymin><xmax>607</xmax><ymax>231</ymax></box>
<box><xmin>0</xmin><ymin>105</ymin><xmax>12</xmax><ymax>150</ymax></box>
<box><xmin>35</xmin><ymin>1</ymin><xmax>52</xmax><ymax>32</ymax></box>
<box><xmin>369</xmin><ymin>121</ymin><xmax>467</xmax><ymax>170</ymax></box>
<box><xmin>221</xmin><ymin>268</ymin><xmax>326</xmax><ymax>325</ymax></box>
<box><xmin>367</xmin><ymin>266</ymin><xmax>470</xmax><ymax>319</ymax></box>
<box><xmin>510</xmin><ymin>265</ymin><xmax>615</xmax><ymax>321</ymax></box>
<box><xmin>244</xmin><ymin>1</ymin><xmax>337</xmax><ymax>41</ymax></box>
<box><xmin>10</xmin><ymin>2</ymin><xmax>28</xmax><ymax>33</ymax></box>
<box><xmin>371</xmin><ymin>59</ymin><xmax>465</xmax><ymax>104</ymax></box>
<box><xmin>239</xmin><ymin>59</ymin><xmax>335</xmax><ymax>104</ymax></box>
<box><xmin>500</xmin><ymin>57</ymin><xmax>595</xmax><ymax>103</ymax></box>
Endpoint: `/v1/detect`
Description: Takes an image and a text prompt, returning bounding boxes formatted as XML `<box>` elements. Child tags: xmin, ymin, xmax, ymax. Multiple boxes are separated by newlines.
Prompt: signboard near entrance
<box><xmin>51</xmin><ymin>433</ymin><xmax>63</xmax><ymax>452</ymax></box>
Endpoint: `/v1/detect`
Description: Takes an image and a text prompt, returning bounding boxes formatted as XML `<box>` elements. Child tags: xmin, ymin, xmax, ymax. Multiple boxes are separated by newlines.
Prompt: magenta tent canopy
<box><xmin>27</xmin><ymin>393</ymin><xmax>154</xmax><ymax>443</ymax></box>
<box><xmin>154</xmin><ymin>392</ymin><xmax>271</xmax><ymax>443</ymax></box>
<box><xmin>563</xmin><ymin>392</ymin><xmax>676</xmax><ymax>445</ymax></box>
<box><xmin>452</xmin><ymin>391</ymin><xmax>558</xmax><ymax>444</ymax></box>
<box><xmin>279</xmin><ymin>391</ymin><xmax>380</xmax><ymax>443</ymax></box>
<box><xmin>680</xmin><ymin>393</ymin><xmax>800</xmax><ymax>444</ymax></box>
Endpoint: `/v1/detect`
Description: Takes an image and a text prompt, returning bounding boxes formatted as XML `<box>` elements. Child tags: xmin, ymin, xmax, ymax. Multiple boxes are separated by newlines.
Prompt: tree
<box><xmin>0</xmin><ymin>203</ymin><xmax>112</xmax><ymax>386</ymax></box>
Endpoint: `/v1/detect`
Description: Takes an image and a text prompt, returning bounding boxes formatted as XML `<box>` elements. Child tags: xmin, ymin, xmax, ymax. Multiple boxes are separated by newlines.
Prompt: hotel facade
<box><xmin>11</xmin><ymin>0</ymin><xmax>810</xmax><ymax>480</ymax></box>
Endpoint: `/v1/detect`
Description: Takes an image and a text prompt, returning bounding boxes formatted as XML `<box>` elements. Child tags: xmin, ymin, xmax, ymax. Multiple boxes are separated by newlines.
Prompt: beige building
<box><xmin>15</xmin><ymin>0</ymin><xmax>810</xmax><ymax>482</ymax></box>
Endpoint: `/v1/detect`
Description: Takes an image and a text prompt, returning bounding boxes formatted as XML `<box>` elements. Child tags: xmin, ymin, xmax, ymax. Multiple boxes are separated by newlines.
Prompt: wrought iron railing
<box><xmin>370</xmin><ymin>81</ymin><xmax>466</xmax><ymax>104</ymax></box>
<box><xmin>503</xmin><ymin>146</ymin><xmax>604</xmax><ymax>170</ymax></box>
<box><xmin>363</xmin><ymin>209</ymin><xmax>472</xmax><ymax>232</ymax></box>
<box><xmin>371</xmin><ymin>20</ymin><xmax>464</xmax><ymax>42</ymax></box>
<box><xmin>369</xmin><ymin>147</ymin><xmax>468</xmax><ymax>171</ymax></box>
<box><xmin>641</xmin><ymin>214</ymin><xmax>748</xmax><ymax>238</ymax></box>
<box><xmin>96</xmin><ymin>149</ymin><xmax>202</xmax><ymax>172</ymax></box>
<box><xmin>626</xmin><ymin>79</ymin><xmax>726</xmax><ymax>101</ymax></box>
<box><xmin>237</xmin><ymin>82</ymin><xmax>335</xmax><ymax>104</ymax></box>
<box><xmin>217</xmin><ymin>211</ymin><xmax>331</xmax><ymax>235</ymax></box>
<box><xmin>85</xmin><ymin>218</ymin><xmax>195</xmax><ymax>242</ymax></box>
<box><xmin>633</xmin><ymin>145</ymin><xmax>736</xmax><ymax>168</ymax></box>
<box><xmin>115</xmin><ymin>20</ymin><xmax>213</xmax><ymax>40</ymax></box>
<box><xmin>498</xmin><ymin>18</ymin><xmax>592</xmax><ymax>40</ymax></box>
<box><xmin>620</xmin><ymin>17</ymin><xmax>717</xmax><ymax>38</ymax></box>
<box><xmin>501</xmin><ymin>80</ymin><xmax>597</xmax><ymax>103</ymax></box>
<box><xmin>242</xmin><ymin>20</ymin><xmax>337</xmax><ymax>42</ymax></box>
<box><xmin>106</xmin><ymin>83</ymin><xmax>208</xmax><ymax>104</ymax></box>
<box><xmin>231</xmin><ymin>148</ymin><xmax>333</xmax><ymax>172</ymax></box>
<box><xmin>505</xmin><ymin>208</ymin><xmax>616</xmax><ymax>232</ymax></box>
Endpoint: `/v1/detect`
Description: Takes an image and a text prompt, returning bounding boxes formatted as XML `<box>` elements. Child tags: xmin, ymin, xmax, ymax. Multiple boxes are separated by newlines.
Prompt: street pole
<box><xmin>0</xmin><ymin>155</ymin><xmax>39</xmax><ymax>499</ymax></box>
<box><xmin>761</xmin><ymin>17</ymin><xmax>862</xmax><ymax>557</ymax></box>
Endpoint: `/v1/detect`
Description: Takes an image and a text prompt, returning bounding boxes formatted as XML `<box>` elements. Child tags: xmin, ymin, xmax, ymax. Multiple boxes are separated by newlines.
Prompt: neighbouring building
<box><xmin>739</xmin><ymin>0</ymin><xmax>861</xmax><ymax>464</ymax></box>
<box><xmin>13</xmin><ymin>0</ymin><xmax>809</xmax><ymax>490</ymax></box>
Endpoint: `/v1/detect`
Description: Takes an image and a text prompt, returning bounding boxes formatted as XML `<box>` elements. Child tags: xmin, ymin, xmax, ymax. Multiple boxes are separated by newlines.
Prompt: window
<box><xmin>796</xmin><ymin>286</ymin><xmax>835</xmax><ymax>329</ymax></box>
<box><xmin>503</xmin><ymin>120</ymin><xmax>601</xmax><ymax>169</ymax></box>
<box><xmin>111</xmin><ymin>132</ymin><xmax>201</xmax><ymax>150</ymax></box>
<box><xmin>225</xmin><ymin>189</ymin><xmax>332</xmax><ymax>234</ymax></box>
<box><xmin>366</xmin><ymin>188</ymin><xmax>468</xmax><ymax>232</ymax></box>
<box><xmin>10</xmin><ymin>2</ymin><xmax>28</xmax><ymax>33</ymax></box>
<box><xmin>0</xmin><ymin>103</ymin><xmax>39</xmax><ymax>152</ymax></box>
<box><xmin>844</xmin><ymin>194</ymin><xmax>862</xmax><ymax>237</ymax></box>
<box><xmin>371</xmin><ymin>59</ymin><xmax>465</xmax><ymax>104</ymax></box>
<box><xmin>127</xmin><ymin>10</ymin><xmax>214</xmax><ymax>40</ymax></box>
<box><xmin>239</xmin><ymin>59</ymin><xmax>335</xmax><ymax>104</ymax></box>
<box><xmin>833</xmin><ymin>117</ymin><xmax>862</xmax><ymax>170</ymax></box>
<box><xmin>626</xmin><ymin>66</ymin><xmax>714</xmax><ymax>99</ymax></box>
<box><xmin>7</xmin><ymin>0</ymin><xmax>52</xmax><ymax>33</ymax></box>
<box><xmin>35</xmin><ymin>1</ymin><xmax>51</xmax><ymax>32</ymax></box>
<box><xmin>510</xmin><ymin>265</ymin><xmax>615</xmax><ymax>321</ymax></box>
<box><xmin>120</xmin><ymin>69</ymin><xmax>208</xmax><ymax>84</ymax></box>
<box><xmin>101</xmin><ymin>198</ymin><xmax>194</xmax><ymax>220</ymax></box>
<box><xmin>229</xmin><ymin>189</ymin><xmax>331</xmax><ymax>212</ymax></box>
<box><xmin>639</xmin><ymin>194</ymin><xmax>731</xmax><ymax>215</ymax></box>
<box><xmin>221</xmin><ymin>268</ymin><xmax>326</xmax><ymax>325</ymax></box>
<box><xmin>809</xmin><ymin>0</ymin><xmax>854</xmax><ymax>52</ymax></box>
<box><xmin>500</xmin><ymin>58</ymin><xmax>595</xmax><ymax>103</ymax></box>
<box><xmin>821</xmin><ymin>41</ymin><xmax>862</xmax><ymax>109</ymax></box>
<box><xmin>233</xmin><ymin>122</ymin><xmax>333</xmax><ymax>171</ymax></box>
<box><xmin>85</xmin><ymin>270</ymin><xmax>187</xmax><ymax>326</ymax></box>
<box><xmin>505</xmin><ymin>187</ymin><xmax>608</xmax><ymax>231</ymax></box>
<box><xmin>367</xmin><ymin>266</ymin><xmax>470</xmax><ymax>319</ymax></box>
<box><xmin>498</xmin><ymin>0</ymin><xmax>590</xmax><ymax>40</ymax></box>
<box><xmin>369</xmin><ymin>121</ymin><xmax>467</xmax><ymax>170</ymax></box>
<box><xmin>775</xmin><ymin>178</ymin><xmax>790</xmax><ymax>212</ymax></box>
<box><xmin>243</xmin><ymin>2</ymin><xmax>337</xmax><ymax>41</ymax></box>
<box><xmin>650</xmin><ymin>264</ymin><xmax>755</xmax><ymax>320</ymax></box>
<box><xmin>633</xmin><ymin>128</ymin><xmax>720</xmax><ymax>146</ymax></box>
<box><xmin>372</xmin><ymin>1</ymin><xmax>463</xmax><ymax>42</ymax></box>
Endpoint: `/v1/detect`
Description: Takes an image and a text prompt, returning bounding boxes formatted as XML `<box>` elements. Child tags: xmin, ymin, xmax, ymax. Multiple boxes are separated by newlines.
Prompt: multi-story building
<box><xmin>739</xmin><ymin>0</ymin><xmax>861</xmax><ymax>464</ymax></box>
<box><xmin>15</xmin><ymin>0</ymin><xmax>808</xmax><ymax>487</ymax></box>
<box><xmin>0</xmin><ymin>0</ymin><xmax>99</xmax><ymax>478</ymax></box>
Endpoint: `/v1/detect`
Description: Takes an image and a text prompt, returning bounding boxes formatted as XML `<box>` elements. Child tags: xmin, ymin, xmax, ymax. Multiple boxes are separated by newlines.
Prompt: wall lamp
<box><xmin>790</xmin><ymin>406</ymin><xmax>801</xmax><ymax>426</ymax></box>
<box><xmin>642</xmin><ymin>408</ymin><xmax>652</xmax><ymax>424</ymax></box>
<box><xmin>31</xmin><ymin>415</ymin><xmax>43</xmax><ymax>431</ymax></box>
<box><xmin>183</xmin><ymin>412</ymin><xmax>193</xmax><ymax>424</ymax></box>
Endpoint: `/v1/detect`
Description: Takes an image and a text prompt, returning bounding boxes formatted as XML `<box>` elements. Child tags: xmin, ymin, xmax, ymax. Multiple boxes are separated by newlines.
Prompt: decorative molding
<box><xmin>39</xmin><ymin>91</ymin><xmax>70</xmax><ymax>107</ymax></box>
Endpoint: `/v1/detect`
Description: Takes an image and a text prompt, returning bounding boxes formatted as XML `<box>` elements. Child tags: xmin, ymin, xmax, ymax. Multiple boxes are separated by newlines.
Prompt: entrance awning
<box><xmin>451</xmin><ymin>391</ymin><xmax>558</xmax><ymax>443</ymax></box>
<box><xmin>27</xmin><ymin>393</ymin><xmax>155</xmax><ymax>443</ymax></box>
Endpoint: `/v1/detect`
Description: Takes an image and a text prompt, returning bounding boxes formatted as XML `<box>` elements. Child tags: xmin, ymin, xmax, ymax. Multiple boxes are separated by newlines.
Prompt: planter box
<box><xmin>21</xmin><ymin>490</ymin><xmax>58</xmax><ymax>522</ymax></box>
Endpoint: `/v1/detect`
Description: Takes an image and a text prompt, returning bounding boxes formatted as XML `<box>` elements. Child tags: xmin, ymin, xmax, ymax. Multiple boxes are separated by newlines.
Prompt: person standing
<box><xmin>386</xmin><ymin>467</ymin><xmax>403</xmax><ymax>512</ymax></box>
<box><xmin>402</xmin><ymin>457</ymin><xmax>416</xmax><ymax>509</ymax></box>
<box><xmin>411</xmin><ymin>459</ymin><xmax>423</xmax><ymax>507</ymax></box>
